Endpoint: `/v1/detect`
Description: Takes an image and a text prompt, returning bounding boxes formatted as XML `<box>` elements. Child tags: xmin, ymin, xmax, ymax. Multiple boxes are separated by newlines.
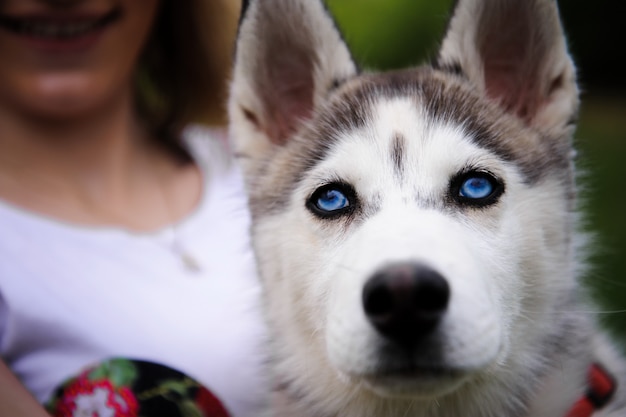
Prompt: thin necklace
<box><xmin>158</xmin><ymin>224</ymin><xmax>203</xmax><ymax>273</ymax></box>
<box><xmin>154</xmin><ymin>168</ymin><xmax>203</xmax><ymax>274</ymax></box>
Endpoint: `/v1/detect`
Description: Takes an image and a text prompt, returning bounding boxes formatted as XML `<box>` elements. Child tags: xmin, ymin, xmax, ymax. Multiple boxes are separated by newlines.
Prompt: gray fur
<box><xmin>229</xmin><ymin>0</ymin><xmax>626</xmax><ymax>416</ymax></box>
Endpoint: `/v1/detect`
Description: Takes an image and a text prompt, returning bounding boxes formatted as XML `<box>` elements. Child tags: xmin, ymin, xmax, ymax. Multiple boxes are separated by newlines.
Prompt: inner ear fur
<box><xmin>438</xmin><ymin>0</ymin><xmax>578</xmax><ymax>131</ymax></box>
<box><xmin>230</xmin><ymin>0</ymin><xmax>357</xmax><ymax>146</ymax></box>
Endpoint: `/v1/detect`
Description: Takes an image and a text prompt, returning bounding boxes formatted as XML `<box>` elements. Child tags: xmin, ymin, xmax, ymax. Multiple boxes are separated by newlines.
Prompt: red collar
<box><xmin>564</xmin><ymin>363</ymin><xmax>616</xmax><ymax>417</ymax></box>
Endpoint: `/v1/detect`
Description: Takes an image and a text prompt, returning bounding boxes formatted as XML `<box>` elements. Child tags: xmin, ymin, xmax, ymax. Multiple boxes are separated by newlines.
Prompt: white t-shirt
<box><xmin>0</xmin><ymin>127</ymin><xmax>268</xmax><ymax>417</ymax></box>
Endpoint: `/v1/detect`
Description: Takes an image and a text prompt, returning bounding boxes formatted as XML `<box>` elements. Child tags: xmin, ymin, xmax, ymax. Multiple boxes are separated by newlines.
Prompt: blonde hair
<box><xmin>137</xmin><ymin>0</ymin><xmax>240</xmax><ymax>140</ymax></box>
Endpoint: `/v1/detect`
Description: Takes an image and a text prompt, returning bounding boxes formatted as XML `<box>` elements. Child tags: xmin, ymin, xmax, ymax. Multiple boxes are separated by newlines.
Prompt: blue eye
<box><xmin>317</xmin><ymin>189</ymin><xmax>348</xmax><ymax>212</ymax></box>
<box><xmin>454</xmin><ymin>171</ymin><xmax>503</xmax><ymax>206</ymax></box>
<box><xmin>460</xmin><ymin>176</ymin><xmax>494</xmax><ymax>199</ymax></box>
<box><xmin>307</xmin><ymin>183</ymin><xmax>355</xmax><ymax>218</ymax></box>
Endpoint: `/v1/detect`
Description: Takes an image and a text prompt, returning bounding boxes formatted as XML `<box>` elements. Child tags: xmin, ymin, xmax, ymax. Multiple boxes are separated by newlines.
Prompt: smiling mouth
<box><xmin>0</xmin><ymin>8</ymin><xmax>121</xmax><ymax>39</ymax></box>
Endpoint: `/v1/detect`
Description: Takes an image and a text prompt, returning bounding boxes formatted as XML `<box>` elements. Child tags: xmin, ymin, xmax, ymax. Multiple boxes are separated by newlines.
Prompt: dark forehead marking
<box><xmin>390</xmin><ymin>132</ymin><xmax>406</xmax><ymax>181</ymax></box>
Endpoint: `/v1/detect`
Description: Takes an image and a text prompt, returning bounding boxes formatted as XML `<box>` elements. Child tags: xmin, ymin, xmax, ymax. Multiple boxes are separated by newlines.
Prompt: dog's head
<box><xmin>230</xmin><ymin>0</ymin><xmax>581</xmax><ymax>413</ymax></box>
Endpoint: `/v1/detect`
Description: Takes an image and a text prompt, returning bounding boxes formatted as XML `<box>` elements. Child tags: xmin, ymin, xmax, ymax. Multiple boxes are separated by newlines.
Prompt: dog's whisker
<box><xmin>515</xmin><ymin>310</ymin><xmax>535</xmax><ymax>323</ymax></box>
<box><xmin>402</xmin><ymin>399</ymin><xmax>416</xmax><ymax>417</ymax></box>
<box><xmin>584</xmin><ymin>273</ymin><xmax>626</xmax><ymax>288</ymax></box>
<box><xmin>335</xmin><ymin>263</ymin><xmax>365</xmax><ymax>274</ymax></box>
<box><xmin>522</xmin><ymin>309</ymin><xmax>626</xmax><ymax>315</ymax></box>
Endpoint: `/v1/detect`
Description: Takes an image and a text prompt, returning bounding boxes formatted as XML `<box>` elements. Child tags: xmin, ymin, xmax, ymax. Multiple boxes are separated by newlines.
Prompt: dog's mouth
<box><xmin>359</xmin><ymin>363</ymin><xmax>472</xmax><ymax>398</ymax></box>
<box><xmin>0</xmin><ymin>8</ymin><xmax>121</xmax><ymax>40</ymax></box>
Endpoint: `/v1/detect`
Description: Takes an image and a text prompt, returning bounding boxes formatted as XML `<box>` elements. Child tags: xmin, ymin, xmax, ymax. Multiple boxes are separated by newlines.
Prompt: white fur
<box><xmin>229</xmin><ymin>0</ymin><xmax>626</xmax><ymax>416</ymax></box>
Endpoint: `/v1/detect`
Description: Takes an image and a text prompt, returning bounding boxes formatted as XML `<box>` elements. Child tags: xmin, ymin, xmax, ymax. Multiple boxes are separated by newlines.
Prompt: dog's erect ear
<box><xmin>438</xmin><ymin>0</ymin><xmax>578</xmax><ymax>132</ymax></box>
<box><xmin>229</xmin><ymin>0</ymin><xmax>357</xmax><ymax>154</ymax></box>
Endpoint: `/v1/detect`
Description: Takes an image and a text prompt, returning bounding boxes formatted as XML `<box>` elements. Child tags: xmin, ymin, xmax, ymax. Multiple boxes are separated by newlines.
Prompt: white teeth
<box><xmin>20</xmin><ymin>20</ymin><xmax>100</xmax><ymax>38</ymax></box>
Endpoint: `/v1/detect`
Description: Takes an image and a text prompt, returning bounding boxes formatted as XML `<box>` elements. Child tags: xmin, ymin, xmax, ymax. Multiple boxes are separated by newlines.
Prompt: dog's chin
<box><xmin>357</xmin><ymin>366</ymin><xmax>472</xmax><ymax>399</ymax></box>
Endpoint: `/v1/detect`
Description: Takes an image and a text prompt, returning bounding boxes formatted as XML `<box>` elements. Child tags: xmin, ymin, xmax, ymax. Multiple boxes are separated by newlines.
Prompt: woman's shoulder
<box><xmin>180</xmin><ymin>125</ymin><xmax>250</xmax><ymax>226</ymax></box>
<box><xmin>182</xmin><ymin>125</ymin><xmax>234</xmax><ymax>175</ymax></box>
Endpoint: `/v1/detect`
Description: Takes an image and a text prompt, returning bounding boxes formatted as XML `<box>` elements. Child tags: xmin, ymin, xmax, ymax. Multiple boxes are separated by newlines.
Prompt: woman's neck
<box><xmin>0</xmin><ymin>89</ymin><xmax>202</xmax><ymax>231</ymax></box>
<box><xmin>0</xmin><ymin>87</ymin><xmax>145</xmax><ymax>185</ymax></box>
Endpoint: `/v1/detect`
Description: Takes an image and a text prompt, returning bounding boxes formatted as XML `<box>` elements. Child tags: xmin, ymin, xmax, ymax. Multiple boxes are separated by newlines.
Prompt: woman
<box><xmin>0</xmin><ymin>1</ymin><xmax>267</xmax><ymax>416</ymax></box>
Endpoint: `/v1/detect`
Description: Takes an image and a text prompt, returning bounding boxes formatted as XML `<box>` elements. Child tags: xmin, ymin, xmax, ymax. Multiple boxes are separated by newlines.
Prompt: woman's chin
<box><xmin>7</xmin><ymin>73</ymin><xmax>126</xmax><ymax>122</ymax></box>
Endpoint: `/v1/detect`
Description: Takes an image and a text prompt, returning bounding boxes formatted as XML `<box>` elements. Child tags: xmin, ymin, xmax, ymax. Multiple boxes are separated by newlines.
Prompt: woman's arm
<box><xmin>0</xmin><ymin>360</ymin><xmax>50</xmax><ymax>416</ymax></box>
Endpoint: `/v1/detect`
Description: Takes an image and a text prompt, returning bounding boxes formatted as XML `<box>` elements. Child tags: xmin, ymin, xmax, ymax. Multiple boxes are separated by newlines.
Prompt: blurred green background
<box><xmin>326</xmin><ymin>0</ymin><xmax>626</xmax><ymax>345</ymax></box>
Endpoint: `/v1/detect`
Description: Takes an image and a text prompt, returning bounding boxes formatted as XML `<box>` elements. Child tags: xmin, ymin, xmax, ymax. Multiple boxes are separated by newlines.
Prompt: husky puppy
<box><xmin>229</xmin><ymin>0</ymin><xmax>626</xmax><ymax>416</ymax></box>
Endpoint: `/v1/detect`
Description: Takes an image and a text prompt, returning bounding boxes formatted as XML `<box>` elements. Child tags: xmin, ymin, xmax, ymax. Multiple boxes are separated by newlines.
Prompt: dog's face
<box><xmin>230</xmin><ymin>0</ymin><xmax>580</xmax><ymax>408</ymax></box>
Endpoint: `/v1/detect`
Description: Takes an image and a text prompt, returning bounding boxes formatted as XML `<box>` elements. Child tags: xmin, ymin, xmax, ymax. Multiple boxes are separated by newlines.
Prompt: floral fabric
<box><xmin>46</xmin><ymin>358</ymin><xmax>231</xmax><ymax>417</ymax></box>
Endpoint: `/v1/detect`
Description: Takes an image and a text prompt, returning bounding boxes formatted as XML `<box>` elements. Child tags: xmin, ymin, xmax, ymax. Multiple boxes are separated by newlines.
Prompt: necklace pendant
<box><xmin>180</xmin><ymin>252</ymin><xmax>202</xmax><ymax>273</ymax></box>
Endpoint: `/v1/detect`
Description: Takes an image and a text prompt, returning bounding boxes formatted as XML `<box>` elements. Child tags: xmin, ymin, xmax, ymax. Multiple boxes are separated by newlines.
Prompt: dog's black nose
<box><xmin>362</xmin><ymin>262</ymin><xmax>450</xmax><ymax>346</ymax></box>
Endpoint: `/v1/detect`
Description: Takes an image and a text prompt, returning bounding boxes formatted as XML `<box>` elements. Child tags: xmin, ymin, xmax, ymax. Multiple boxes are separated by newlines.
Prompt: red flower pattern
<box><xmin>51</xmin><ymin>376</ymin><xmax>139</xmax><ymax>417</ymax></box>
<box><xmin>46</xmin><ymin>358</ymin><xmax>232</xmax><ymax>417</ymax></box>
